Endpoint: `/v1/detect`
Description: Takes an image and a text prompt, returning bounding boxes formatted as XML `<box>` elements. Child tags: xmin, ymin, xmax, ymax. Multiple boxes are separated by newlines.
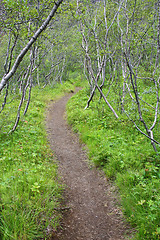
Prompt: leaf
<box><xmin>137</xmin><ymin>200</ymin><xmax>146</xmax><ymax>205</ymax></box>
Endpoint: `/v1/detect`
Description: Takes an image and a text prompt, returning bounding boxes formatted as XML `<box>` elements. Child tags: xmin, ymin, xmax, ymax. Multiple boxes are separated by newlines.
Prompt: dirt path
<box><xmin>46</xmin><ymin>92</ymin><xmax>131</xmax><ymax>240</ymax></box>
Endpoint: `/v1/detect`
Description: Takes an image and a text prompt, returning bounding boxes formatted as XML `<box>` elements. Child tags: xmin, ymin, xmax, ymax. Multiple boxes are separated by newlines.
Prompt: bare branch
<box><xmin>123</xmin><ymin>110</ymin><xmax>160</xmax><ymax>146</ymax></box>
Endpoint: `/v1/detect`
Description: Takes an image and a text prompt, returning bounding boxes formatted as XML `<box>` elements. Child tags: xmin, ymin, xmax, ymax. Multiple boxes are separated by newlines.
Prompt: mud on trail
<box><xmin>46</xmin><ymin>91</ymin><xmax>132</xmax><ymax>240</ymax></box>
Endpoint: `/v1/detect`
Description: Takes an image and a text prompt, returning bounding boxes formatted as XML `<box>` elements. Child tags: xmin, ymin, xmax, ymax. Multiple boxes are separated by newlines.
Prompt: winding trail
<box><xmin>46</xmin><ymin>91</ymin><xmax>131</xmax><ymax>240</ymax></box>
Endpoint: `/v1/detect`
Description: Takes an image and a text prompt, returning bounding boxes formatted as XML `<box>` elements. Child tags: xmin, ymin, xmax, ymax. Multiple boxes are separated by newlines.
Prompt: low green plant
<box><xmin>66</xmin><ymin>87</ymin><xmax>160</xmax><ymax>240</ymax></box>
<box><xmin>0</xmin><ymin>82</ymin><xmax>75</xmax><ymax>239</ymax></box>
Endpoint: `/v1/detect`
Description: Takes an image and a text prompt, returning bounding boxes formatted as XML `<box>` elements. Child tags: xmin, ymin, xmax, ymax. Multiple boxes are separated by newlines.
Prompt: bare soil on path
<box><xmin>46</xmin><ymin>91</ymin><xmax>132</xmax><ymax>240</ymax></box>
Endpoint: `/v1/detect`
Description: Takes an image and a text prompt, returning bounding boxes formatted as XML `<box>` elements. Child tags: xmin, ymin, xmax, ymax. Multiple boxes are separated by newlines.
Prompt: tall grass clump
<box><xmin>66</xmin><ymin>87</ymin><xmax>160</xmax><ymax>240</ymax></box>
<box><xmin>0</xmin><ymin>82</ymin><xmax>74</xmax><ymax>239</ymax></box>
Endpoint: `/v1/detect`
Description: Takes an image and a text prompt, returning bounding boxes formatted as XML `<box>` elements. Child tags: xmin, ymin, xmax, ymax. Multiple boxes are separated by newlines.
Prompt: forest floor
<box><xmin>46</xmin><ymin>90</ymin><xmax>133</xmax><ymax>240</ymax></box>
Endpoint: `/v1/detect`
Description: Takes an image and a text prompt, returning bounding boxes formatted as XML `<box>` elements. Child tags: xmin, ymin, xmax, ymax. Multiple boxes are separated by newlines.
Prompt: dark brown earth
<box><xmin>46</xmin><ymin>91</ymin><xmax>133</xmax><ymax>240</ymax></box>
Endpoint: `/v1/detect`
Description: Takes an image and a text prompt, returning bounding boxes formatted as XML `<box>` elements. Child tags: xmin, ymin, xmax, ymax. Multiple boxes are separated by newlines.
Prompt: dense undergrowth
<box><xmin>0</xmin><ymin>82</ymin><xmax>74</xmax><ymax>239</ymax></box>
<box><xmin>66</xmin><ymin>87</ymin><xmax>160</xmax><ymax>240</ymax></box>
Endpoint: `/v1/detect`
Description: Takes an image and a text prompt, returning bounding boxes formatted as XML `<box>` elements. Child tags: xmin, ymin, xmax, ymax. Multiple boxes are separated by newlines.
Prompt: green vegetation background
<box><xmin>0</xmin><ymin>82</ymin><xmax>74</xmax><ymax>239</ymax></box>
<box><xmin>66</xmin><ymin>81</ymin><xmax>160</xmax><ymax>240</ymax></box>
<box><xmin>0</xmin><ymin>75</ymin><xmax>159</xmax><ymax>240</ymax></box>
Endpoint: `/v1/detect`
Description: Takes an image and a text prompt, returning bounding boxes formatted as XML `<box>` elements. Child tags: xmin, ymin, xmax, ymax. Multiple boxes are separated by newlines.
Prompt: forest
<box><xmin>0</xmin><ymin>0</ymin><xmax>159</xmax><ymax>239</ymax></box>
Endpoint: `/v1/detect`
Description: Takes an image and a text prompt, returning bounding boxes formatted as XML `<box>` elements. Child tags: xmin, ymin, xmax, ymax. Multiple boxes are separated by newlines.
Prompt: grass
<box><xmin>0</xmin><ymin>82</ymin><xmax>75</xmax><ymax>239</ymax></box>
<box><xmin>66</xmin><ymin>86</ymin><xmax>160</xmax><ymax>240</ymax></box>
<box><xmin>0</xmin><ymin>72</ymin><xmax>159</xmax><ymax>239</ymax></box>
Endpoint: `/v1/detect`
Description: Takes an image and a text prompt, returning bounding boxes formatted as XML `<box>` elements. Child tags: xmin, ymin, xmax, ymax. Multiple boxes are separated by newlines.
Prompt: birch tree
<box><xmin>75</xmin><ymin>0</ymin><xmax>159</xmax><ymax>151</ymax></box>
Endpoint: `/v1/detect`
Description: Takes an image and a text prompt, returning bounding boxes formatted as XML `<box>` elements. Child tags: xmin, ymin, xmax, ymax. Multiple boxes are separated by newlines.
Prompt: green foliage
<box><xmin>0</xmin><ymin>82</ymin><xmax>75</xmax><ymax>239</ymax></box>
<box><xmin>66</xmin><ymin>86</ymin><xmax>160</xmax><ymax>240</ymax></box>
<box><xmin>0</xmin><ymin>36</ymin><xmax>7</xmax><ymax>78</ymax></box>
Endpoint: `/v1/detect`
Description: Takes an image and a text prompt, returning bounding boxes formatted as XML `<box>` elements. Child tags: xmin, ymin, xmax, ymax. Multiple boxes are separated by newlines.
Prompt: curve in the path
<box><xmin>46</xmin><ymin>92</ymin><xmax>131</xmax><ymax>240</ymax></box>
